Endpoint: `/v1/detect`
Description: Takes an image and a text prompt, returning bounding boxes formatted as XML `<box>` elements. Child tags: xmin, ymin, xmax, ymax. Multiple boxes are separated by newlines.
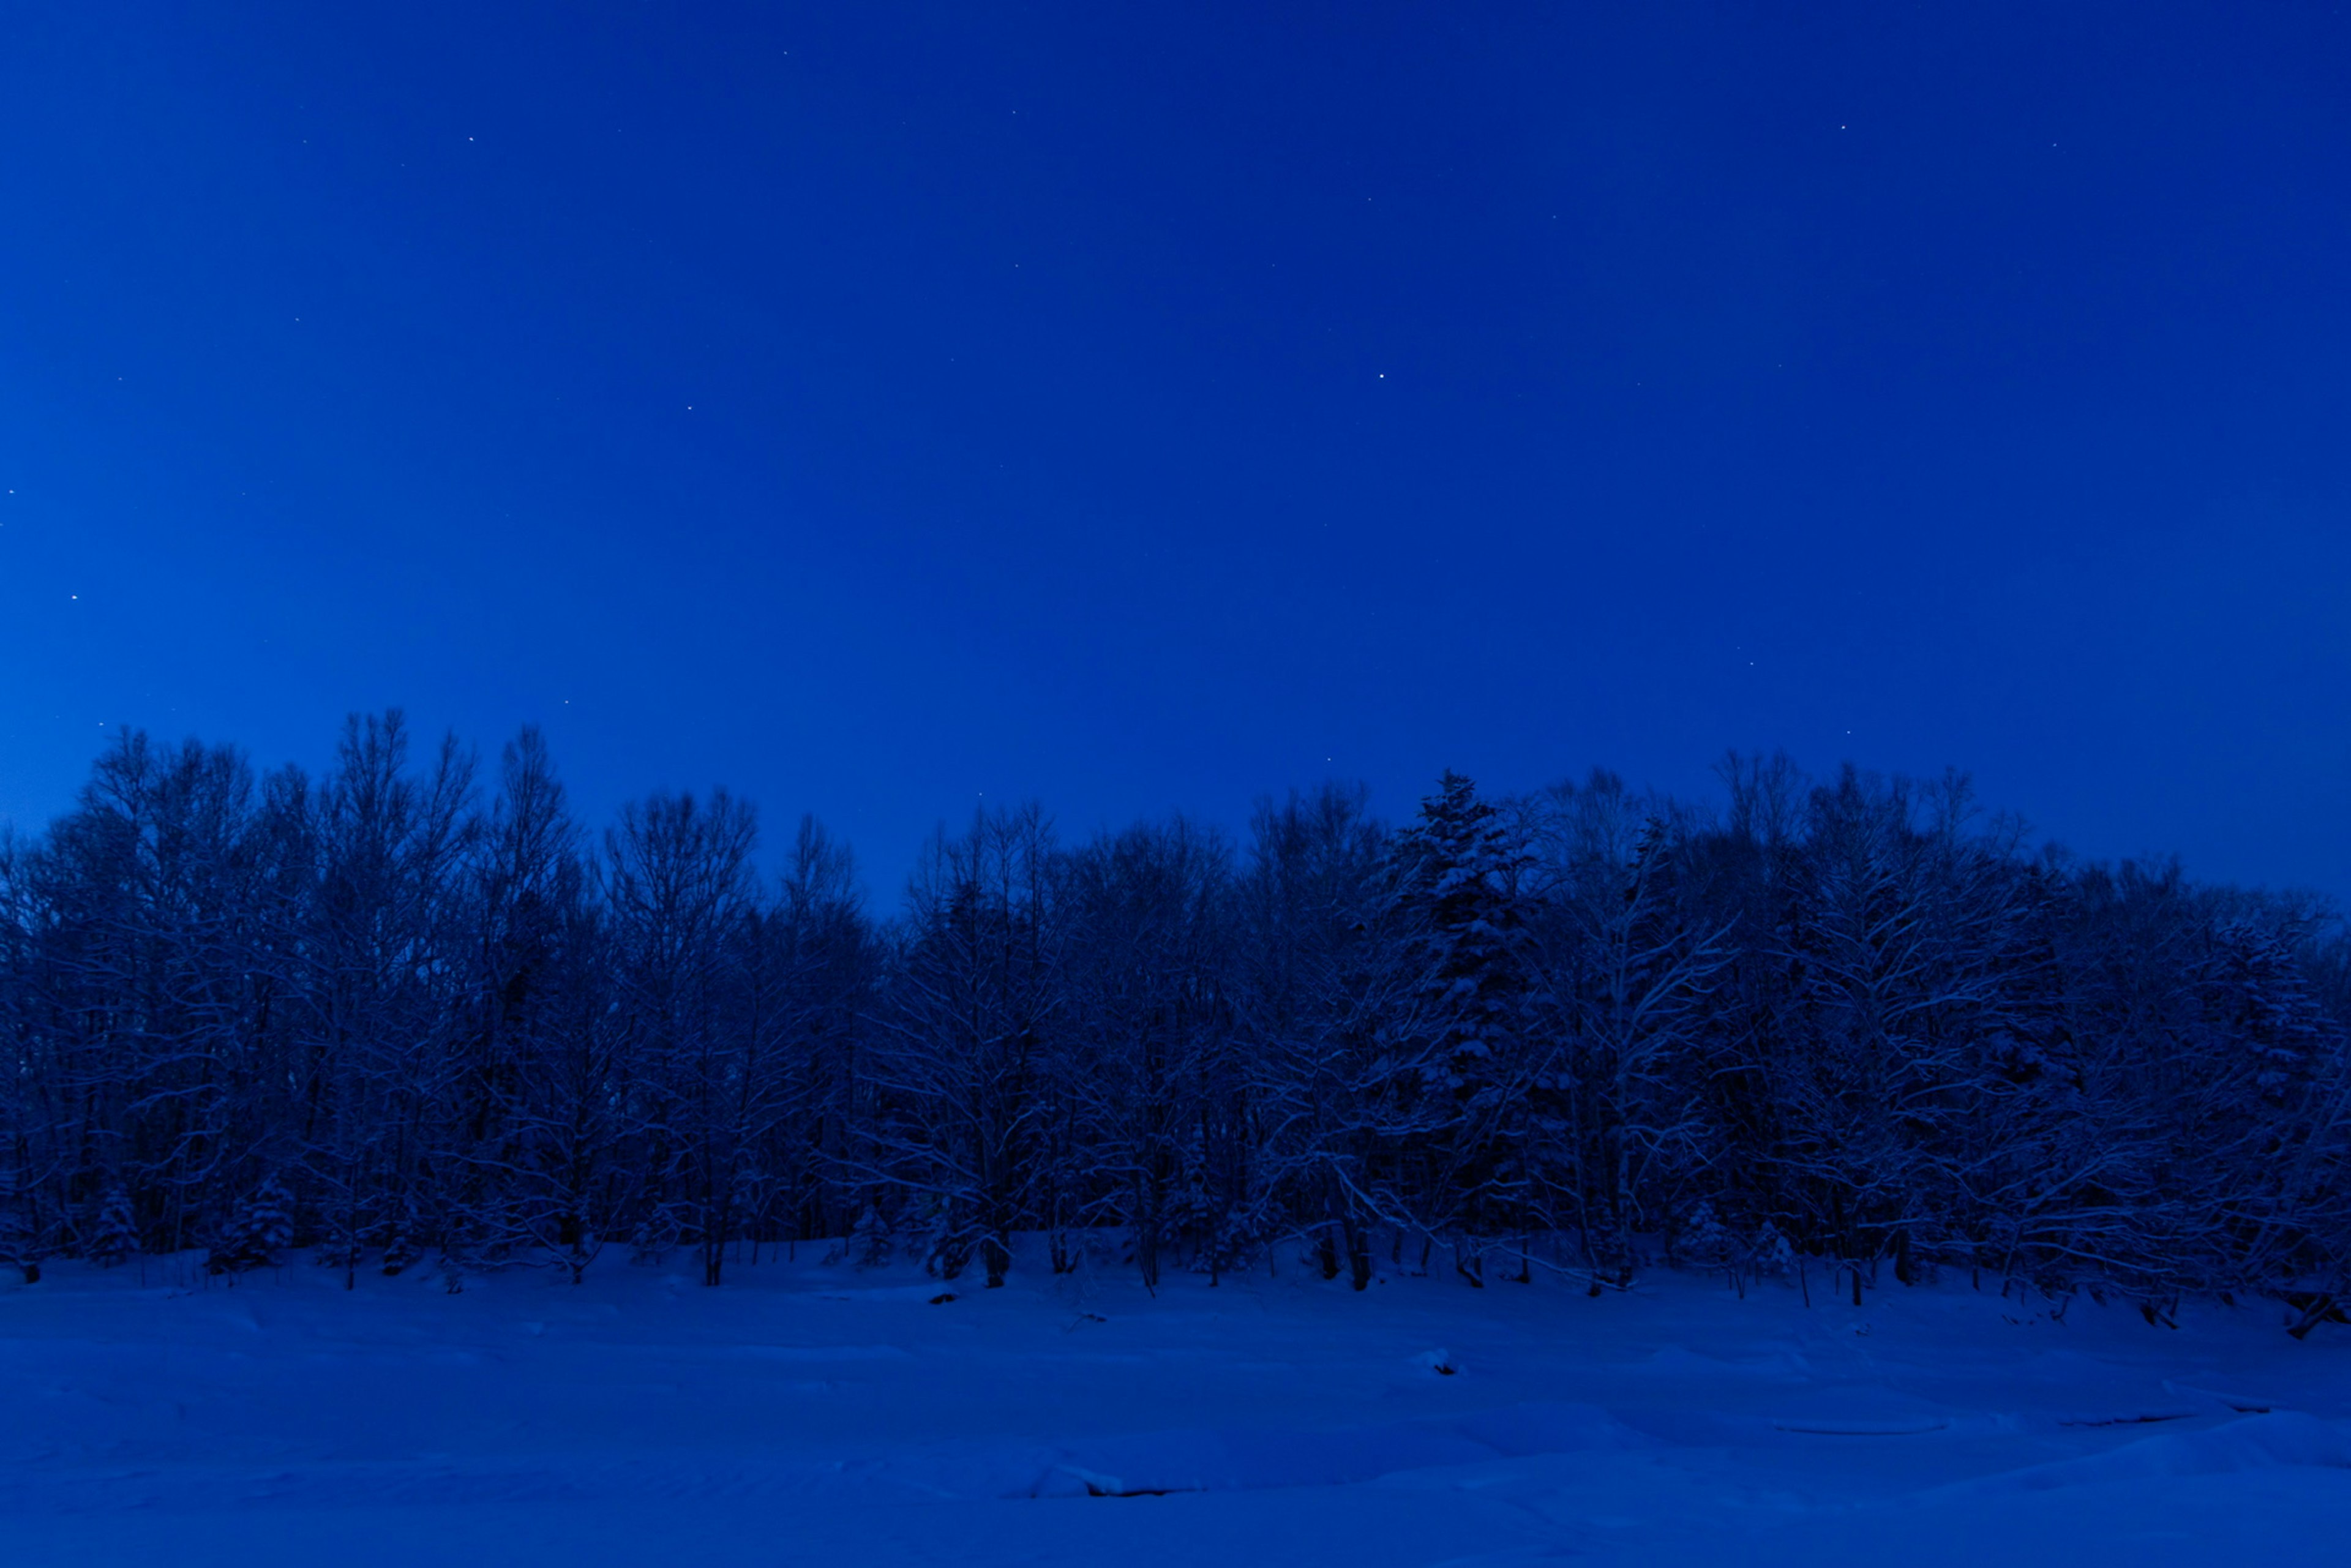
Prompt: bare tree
<box><xmin>868</xmin><ymin>806</ymin><xmax>1064</xmax><ymax>1288</ymax></box>
<box><xmin>604</xmin><ymin>788</ymin><xmax>760</xmax><ymax>1285</ymax></box>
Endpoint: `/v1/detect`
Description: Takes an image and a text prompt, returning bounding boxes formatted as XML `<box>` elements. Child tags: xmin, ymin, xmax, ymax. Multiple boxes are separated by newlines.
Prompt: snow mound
<box><xmin>1949</xmin><ymin>1412</ymin><xmax>2351</xmax><ymax>1495</ymax></box>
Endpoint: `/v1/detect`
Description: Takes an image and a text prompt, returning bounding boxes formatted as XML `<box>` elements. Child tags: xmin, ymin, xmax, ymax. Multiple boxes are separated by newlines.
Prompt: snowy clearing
<box><xmin>4</xmin><ymin>1249</ymin><xmax>2347</xmax><ymax>1566</ymax></box>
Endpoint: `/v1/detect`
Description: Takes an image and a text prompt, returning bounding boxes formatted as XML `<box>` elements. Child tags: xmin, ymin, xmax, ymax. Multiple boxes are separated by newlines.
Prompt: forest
<box><xmin>2</xmin><ymin>714</ymin><xmax>2345</xmax><ymax>1328</ymax></box>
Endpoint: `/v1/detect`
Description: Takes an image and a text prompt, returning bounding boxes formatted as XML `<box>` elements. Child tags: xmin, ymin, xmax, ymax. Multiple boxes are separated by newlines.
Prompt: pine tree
<box><xmin>1394</xmin><ymin>773</ymin><xmax>1528</xmax><ymax>1093</ymax></box>
<box><xmin>89</xmin><ymin>1184</ymin><xmax>140</xmax><ymax>1267</ymax></box>
<box><xmin>207</xmin><ymin>1176</ymin><xmax>296</xmax><ymax>1276</ymax></box>
<box><xmin>1390</xmin><ymin>771</ymin><xmax>1535</xmax><ymax>1278</ymax></box>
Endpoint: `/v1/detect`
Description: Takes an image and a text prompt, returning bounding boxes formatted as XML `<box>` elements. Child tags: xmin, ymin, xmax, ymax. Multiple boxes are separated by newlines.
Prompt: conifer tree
<box><xmin>89</xmin><ymin>1184</ymin><xmax>140</xmax><ymax>1267</ymax></box>
<box><xmin>208</xmin><ymin>1175</ymin><xmax>296</xmax><ymax>1277</ymax></box>
<box><xmin>1389</xmin><ymin>771</ymin><xmax>1535</xmax><ymax>1280</ymax></box>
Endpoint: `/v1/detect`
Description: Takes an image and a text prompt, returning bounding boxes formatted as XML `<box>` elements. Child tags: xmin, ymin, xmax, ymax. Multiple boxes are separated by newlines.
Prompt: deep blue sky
<box><xmin>4</xmin><ymin>2</ymin><xmax>2347</xmax><ymax>901</ymax></box>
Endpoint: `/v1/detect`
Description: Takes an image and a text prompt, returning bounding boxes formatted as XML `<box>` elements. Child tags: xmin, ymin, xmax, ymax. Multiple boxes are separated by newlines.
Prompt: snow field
<box><xmin>2</xmin><ymin>1245</ymin><xmax>2347</xmax><ymax>1566</ymax></box>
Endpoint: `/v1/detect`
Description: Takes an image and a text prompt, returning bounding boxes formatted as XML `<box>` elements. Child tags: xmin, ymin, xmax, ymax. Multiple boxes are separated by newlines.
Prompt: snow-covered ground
<box><xmin>4</xmin><ymin>1246</ymin><xmax>2347</xmax><ymax>1566</ymax></box>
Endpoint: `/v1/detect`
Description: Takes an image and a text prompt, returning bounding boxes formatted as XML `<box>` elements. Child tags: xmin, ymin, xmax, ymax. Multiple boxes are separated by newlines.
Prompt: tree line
<box><xmin>2</xmin><ymin>715</ymin><xmax>2346</xmax><ymax>1326</ymax></box>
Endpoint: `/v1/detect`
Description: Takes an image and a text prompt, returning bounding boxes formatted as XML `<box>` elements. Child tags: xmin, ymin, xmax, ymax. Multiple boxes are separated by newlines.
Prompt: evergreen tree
<box><xmin>208</xmin><ymin>1175</ymin><xmax>296</xmax><ymax>1277</ymax></box>
<box><xmin>89</xmin><ymin>1184</ymin><xmax>140</xmax><ymax>1267</ymax></box>
<box><xmin>1388</xmin><ymin>771</ymin><xmax>1536</xmax><ymax>1280</ymax></box>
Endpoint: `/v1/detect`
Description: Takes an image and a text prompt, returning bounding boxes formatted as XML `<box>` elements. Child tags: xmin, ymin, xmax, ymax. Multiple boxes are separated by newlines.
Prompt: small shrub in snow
<box><xmin>629</xmin><ymin>1209</ymin><xmax>681</xmax><ymax>1266</ymax></box>
<box><xmin>1678</xmin><ymin>1201</ymin><xmax>1736</xmax><ymax>1270</ymax></box>
<box><xmin>920</xmin><ymin>1205</ymin><xmax>972</xmax><ymax>1281</ymax></box>
<box><xmin>378</xmin><ymin>1193</ymin><xmax>424</xmax><ymax>1275</ymax></box>
<box><xmin>850</xmin><ymin>1205</ymin><xmax>893</xmax><ymax>1268</ymax></box>
<box><xmin>1749</xmin><ymin>1221</ymin><xmax>1796</xmax><ymax>1280</ymax></box>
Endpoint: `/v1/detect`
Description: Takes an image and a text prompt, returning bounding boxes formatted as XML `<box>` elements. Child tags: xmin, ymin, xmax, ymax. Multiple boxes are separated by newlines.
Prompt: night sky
<box><xmin>3</xmin><ymin>2</ymin><xmax>2346</xmax><ymax>902</ymax></box>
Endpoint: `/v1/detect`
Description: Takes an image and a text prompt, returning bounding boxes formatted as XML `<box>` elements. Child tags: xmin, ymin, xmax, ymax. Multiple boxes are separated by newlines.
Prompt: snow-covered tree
<box><xmin>208</xmin><ymin>1174</ymin><xmax>296</xmax><ymax>1277</ymax></box>
<box><xmin>869</xmin><ymin>806</ymin><xmax>1066</xmax><ymax>1288</ymax></box>
<box><xmin>88</xmin><ymin>1184</ymin><xmax>140</xmax><ymax>1267</ymax></box>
